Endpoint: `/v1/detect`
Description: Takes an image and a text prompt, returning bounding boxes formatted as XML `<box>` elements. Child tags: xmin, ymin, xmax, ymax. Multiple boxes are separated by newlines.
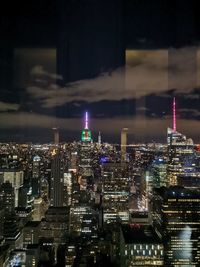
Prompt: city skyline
<box><xmin>1</xmin><ymin>1</ymin><xmax>200</xmax><ymax>143</ymax></box>
<box><xmin>0</xmin><ymin>96</ymin><xmax>199</xmax><ymax>144</ymax></box>
<box><xmin>1</xmin><ymin>1</ymin><xmax>200</xmax><ymax>266</ymax></box>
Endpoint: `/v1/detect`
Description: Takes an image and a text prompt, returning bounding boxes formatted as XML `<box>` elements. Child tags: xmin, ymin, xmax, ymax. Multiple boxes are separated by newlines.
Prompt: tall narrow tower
<box><xmin>50</xmin><ymin>150</ymin><xmax>64</xmax><ymax>207</ymax></box>
<box><xmin>52</xmin><ymin>128</ymin><xmax>59</xmax><ymax>145</ymax></box>
<box><xmin>173</xmin><ymin>97</ymin><xmax>177</xmax><ymax>132</ymax></box>
<box><xmin>98</xmin><ymin>131</ymin><xmax>101</xmax><ymax>145</ymax></box>
<box><xmin>121</xmin><ymin>128</ymin><xmax>128</xmax><ymax>162</ymax></box>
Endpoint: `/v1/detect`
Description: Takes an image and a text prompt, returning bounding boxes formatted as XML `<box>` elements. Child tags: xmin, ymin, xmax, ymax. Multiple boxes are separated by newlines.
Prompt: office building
<box><xmin>23</xmin><ymin>221</ymin><xmax>41</xmax><ymax>248</ymax></box>
<box><xmin>32</xmin><ymin>155</ymin><xmax>41</xmax><ymax>197</ymax></box>
<box><xmin>40</xmin><ymin>207</ymin><xmax>70</xmax><ymax>246</ymax></box>
<box><xmin>18</xmin><ymin>185</ymin><xmax>34</xmax><ymax>209</ymax></box>
<box><xmin>70</xmin><ymin>205</ymin><xmax>98</xmax><ymax>238</ymax></box>
<box><xmin>26</xmin><ymin>244</ymin><xmax>40</xmax><ymax>267</ymax></box>
<box><xmin>102</xmin><ymin>162</ymin><xmax>130</xmax><ymax>224</ymax></box>
<box><xmin>150</xmin><ymin>157</ymin><xmax>167</xmax><ymax>188</ymax></box>
<box><xmin>0</xmin><ymin>181</ymin><xmax>22</xmax><ymax>249</ymax></box>
<box><xmin>167</xmin><ymin>98</ymin><xmax>196</xmax><ymax>186</ymax></box>
<box><xmin>63</xmin><ymin>172</ymin><xmax>72</xmax><ymax>206</ymax></box>
<box><xmin>120</xmin><ymin>225</ymin><xmax>164</xmax><ymax>267</ymax></box>
<box><xmin>32</xmin><ymin>197</ymin><xmax>46</xmax><ymax>221</ymax></box>
<box><xmin>50</xmin><ymin>150</ymin><xmax>64</xmax><ymax>207</ymax></box>
<box><xmin>0</xmin><ymin>169</ymin><xmax>24</xmax><ymax>207</ymax></box>
<box><xmin>152</xmin><ymin>186</ymin><xmax>200</xmax><ymax>266</ymax></box>
<box><xmin>0</xmin><ymin>209</ymin><xmax>4</xmax><ymax>245</ymax></box>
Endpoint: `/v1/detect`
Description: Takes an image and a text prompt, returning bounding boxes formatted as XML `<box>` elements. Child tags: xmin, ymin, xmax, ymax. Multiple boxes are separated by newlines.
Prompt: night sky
<box><xmin>0</xmin><ymin>0</ymin><xmax>200</xmax><ymax>143</ymax></box>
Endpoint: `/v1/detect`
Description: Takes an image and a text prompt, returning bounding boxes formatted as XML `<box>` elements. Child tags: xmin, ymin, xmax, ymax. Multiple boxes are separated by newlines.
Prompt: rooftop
<box><xmin>25</xmin><ymin>221</ymin><xmax>41</xmax><ymax>228</ymax></box>
<box><xmin>154</xmin><ymin>186</ymin><xmax>200</xmax><ymax>199</ymax></box>
<box><xmin>122</xmin><ymin>224</ymin><xmax>161</xmax><ymax>244</ymax></box>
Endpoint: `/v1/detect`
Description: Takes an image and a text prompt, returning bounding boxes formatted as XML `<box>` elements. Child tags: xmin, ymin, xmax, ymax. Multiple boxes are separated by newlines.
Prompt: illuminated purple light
<box><xmin>100</xmin><ymin>156</ymin><xmax>109</xmax><ymax>163</ymax></box>
<box><xmin>85</xmin><ymin>111</ymin><xmax>88</xmax><ymax>129</ymax></box>
<box><xmin>173</xmin><ymin>97</ymin><xmax>177</xmax><ymax>132</ymax></box>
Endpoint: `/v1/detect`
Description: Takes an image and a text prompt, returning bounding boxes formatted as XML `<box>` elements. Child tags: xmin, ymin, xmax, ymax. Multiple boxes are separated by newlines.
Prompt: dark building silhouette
<box><xmin>0</xmin><ymin>182</ymin><xmax>20</xmax><ymax>247</ymax></box>
<box><xmin>50</xmin><ymin>151</ymin><xmax>64</xmax><ymax>207</ymax></box>
<box><xmin>32</xmin><ymin>155</ymin><xmax>41</xmax><ymax>197</ymax></box>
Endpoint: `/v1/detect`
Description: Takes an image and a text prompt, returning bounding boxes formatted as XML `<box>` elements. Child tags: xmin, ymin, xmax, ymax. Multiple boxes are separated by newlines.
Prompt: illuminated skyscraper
<box><xmin>0</xmin><ymin>181</ymin><xmax>21</xmax><ymax>248</ymax></box>
<box><xmin>1</xmin><ymin>169</ymin><xmax>24</xmax><ymax>207</ymax></box>
<box><xmin>79</xmin><ymin>112</ymin><xmax>93</xmax><ymax>177</ymax></box>
<box><xmin>50</xmin><ymin>150</ymin><xmax>64</xmax><ymax>207</ymax></box>
<box><xmin>32</xmin><ymin>155</ymin><xmax>41</xmax><ymax>197</ymax></box>
<box><xmin>152</xmin><ymin>187</ymin><xmax>200</xmax><ymax>267</ymax></box>
<box><xmin>102</xmin><ymin>162</ymin><xmax>130</xmax><ymax>224</ymax></box>
<box><xmin>120</xmin><ymin>225</ymin><xmax>164</xmax><ymax>267</ymax></box>
<box><xmin>167</xmin><ymin>98</ymin><xmax>196</xmax><ymax>186</ymax></box>
<box><xmin>81</xmin><ymin>112</ymin><xmax>92</xmax><ymax>143</ymax></box>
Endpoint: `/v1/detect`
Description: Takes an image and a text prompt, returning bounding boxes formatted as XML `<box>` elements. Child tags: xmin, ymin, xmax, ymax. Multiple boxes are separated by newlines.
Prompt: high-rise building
<box><xmin>23</xmin><ymin>221</ymin><xmax>41</xmax><ymax>248</ymax></box>
<box><xmin>26</xmin><ymin>244</ymin><xmax>40</xmax><ymax>267</ymax></box>
<box><xmin>120</xmin><ymin>225</ymin><xmax>164</xmax><ymax>267</ymax></box>
<box><xmin>121</xmin><ymin>128</ymin><xmax>128</xmax><ymax>162</ymax></box>
<box><xmin>52</xmin><ymin>128</ymin><xmax>59</xmax><ymax>145</ymax></box>
<box><xmin>152</xmin><ymin>186</ymin><xmax>200</xmax><ymax>267</ymax></box>
<box><xmin>0</xmin><ymin>181</ymin><xmax>21</xmax><ymax>249</ymax></box>
<box><xmin>50</xmin><ymin>150</ymin><xmax>64</xmax><ymax>207</ymax></box>
<box><xmin>0</xmin><ymin>181</ymin><xmax>15</xmax><ymax>217</ymax></box>
<box><xmin>81</xmin><ymin>112</ymin><xmax>92</xmax><ymax>143</ymax></box>
<box><xmin>63</xmin><ymin>172</ymin><xmax>72</xmax><ymax>206</ymax></box>
<box><xmin>150</xmin><ymin>157</ymin><xmax>167</xmax><ymax>188</ymax></box>
<box><xmin>69</xmin><ymin>151</ymin><xmax>78</xmax><ymax>173</ymax></box>
<box><xmin>102</xmin><ymin>162</ymin><xmax>130</xmax><ymax>224</ymax></box>
<box><xmin>32</xmin><ymin>155</ymin><xmax>41</xmax><ymax>197</ymax></box>
<box><xmin>79</xmin><ymin>112</ymin><xmax>93</xmax><ymax>177</ymax></box>
<box><xmin>70</xmin><ymin>205</ymin><xmax>98</xmax><ymax>238</ymax></box>
<box><xmin>0</xmin><ymin>209</ymin><xmax>4</xmax><ymax>244</ymax></box>
<box><xmin>40</xmin><ymin>207</ymin><xmax>70</xmax><ymax>246</ymax></box>
<box><xmin>18</xmin><ymin>185</ymin><xmax>34</xmax><ymax>209</ymax></box>
<box><xmin>167</xmin><ymin>98</ymin><xmax>197</xmax><ymax>186</ymax></box>
<box><xmin>32</xmin><ymin>198</ymin><xmax>46</xmax><ymax>221</ymax></box>
<box><xmin>0</xmin><ymin>169</ymin><xmax>24</xmax><ymax>207</ymax></box>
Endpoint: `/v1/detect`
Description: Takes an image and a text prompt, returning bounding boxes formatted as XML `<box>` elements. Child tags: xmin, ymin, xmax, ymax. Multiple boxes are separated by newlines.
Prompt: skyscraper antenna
<box><xmin>85</xmin><ymin>111</ymin><xmax>88</xmax><ymax>129</ymax></box>
<box><xmin>173</xmin><ymin>97</ymin><xmax>176</xmax><ymax>132</ymax></box>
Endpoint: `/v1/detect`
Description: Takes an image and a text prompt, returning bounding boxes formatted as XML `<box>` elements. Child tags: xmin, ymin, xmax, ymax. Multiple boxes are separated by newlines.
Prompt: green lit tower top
<box><xmin>81</xmin><ymin>111</ymin><xmax>92</xmax><ymax>142</ymax></box>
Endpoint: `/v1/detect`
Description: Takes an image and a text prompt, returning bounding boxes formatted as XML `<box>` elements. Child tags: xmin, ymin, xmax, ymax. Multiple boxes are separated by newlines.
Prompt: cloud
<box><xmin>0</xmin><ymin>102</ymin><xmax>19</xmax><ymax>112</ymax></box>
<box><xmin>30</xmin><ymin>65</ymin><xmax>62</xmax><ymax>80</ymax></box>
<box><xmin>179</xmin><ymin>108</ymin><xmax>200</xmax><ymax>118</ymax></box>
<box><xmin>26</xmin><ymin>47</ymin><xmax>200</xmax><ymax>108</ymax></box>
<box><xmin>181</xmin><ymin>93</ymin><xmax>200</xmax><ymax>99</ymax></box>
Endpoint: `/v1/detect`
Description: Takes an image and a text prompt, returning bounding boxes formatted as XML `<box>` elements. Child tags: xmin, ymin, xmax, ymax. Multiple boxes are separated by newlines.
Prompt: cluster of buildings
<box><xmin>0</xmin><ymin>99</ymin><xmax>200</xmax><ymax>266</ymax></box>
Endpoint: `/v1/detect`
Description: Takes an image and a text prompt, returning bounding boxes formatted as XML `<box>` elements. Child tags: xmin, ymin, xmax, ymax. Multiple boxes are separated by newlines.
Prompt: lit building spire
<box><xmin>173</xmin><ymin>97</ymin><xmax>177</xmax><ymax>132</ymax></box>
<box><xmin>85</xmin><ymin>111</ymin><xmax>89</xmax><ymax>129</ymax></box>
<box><xmin>81</xmin><ymin>111</ymin><xmax>92</xmax><ymax>142</ymax></box>
<box><xmin>98</xmin><ymin>131</ymin><xmax>101</xmax><ymax>144</ymax></box>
